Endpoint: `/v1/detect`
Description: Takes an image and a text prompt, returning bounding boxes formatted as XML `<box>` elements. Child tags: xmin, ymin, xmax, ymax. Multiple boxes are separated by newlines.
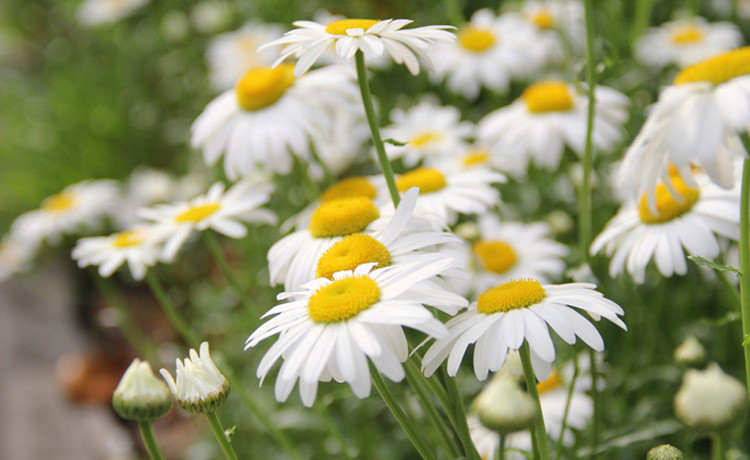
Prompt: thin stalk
<box><xmin>370</xmin><ymin>363</ymin><xmax>438</xmax><ymax>460</ymax></box>
<box><xmin>579</xmin><ymin>0</ymin><xmax>597</xmax><ymax>261</ymax></box>
<box><xmin>498</xmin><ymin>434</ymin><xmax>505</xmax><ymax>460</ymax></box>
<box><xmin>555</xmin><ymin>356</ymin><xmax>580</xmax><ymax>460</ymax></box>
<box><xmin>519</xmin><ymin>344</ymin><xmax>551</xmax><ymax>460</ymax></box>
<box><xmin>711</xmin><ymin>431</ymin><xmax>727</xmax><ymax>460</ymax></box>
<box><xmin>354</xmin><ymin>50</ymin><xmax>400</xmax><ymax>206</ymax></box>
<box><xmin>718</xmin><ymin>270</ymin><xmax>741</xmax><ymax>309</ymax></box>
<box><xmin>440</xmin><ymin>368</ymin><xmax>483</xmax><ymax>460</ymax></box>
<box><xmin>145</xmin><ymin>272</ymin><xmax>200</xmax><ymax>348</ymax></box>
<box><xmin>588</xmin><ymin>348</ymin><xmax>600</xmax><ymax>460</ymax></box>
<box><xmin>631</xmin><ymin>0</ymin><xmax>653</xmax><ymax>45</ymax></box>
<box><xmin>738</xmin><ymin>140</ymin><xmax>750</xmax><ymax>402</ymax></box>
<box><xmin>137</xmin><ymin>421</ymin><xmax>166</xmax><ymax>460</ymax></box>
<box><xmin>205</xmin><ymin>411</ymin><xmax>240</xmax><ymax>460</ymax></box>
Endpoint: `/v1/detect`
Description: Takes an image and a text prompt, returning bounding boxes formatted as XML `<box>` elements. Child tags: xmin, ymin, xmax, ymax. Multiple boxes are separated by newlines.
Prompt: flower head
<box><xmin>674</xmin><ymin>363</ymin><xmax>747</xmax><ymax>432</ymax></box>
<box><xmin>77</xmin><ymin>0</ymin><xmax>149</xmax><ymax>26</ymax></box>
<box><xmin>72</xmin><ymin>225</ymin><xmax>165</xmax><ymax>280</ymax></box>
<box><xmin>160</xmin><ymin>342</ymin><xmax>229</xmax><ymax>414</ymax></box>
<box><xmin>112</xmin><ymin>359</ymin><xmax>173</xmax><ymax>421</ymax></box>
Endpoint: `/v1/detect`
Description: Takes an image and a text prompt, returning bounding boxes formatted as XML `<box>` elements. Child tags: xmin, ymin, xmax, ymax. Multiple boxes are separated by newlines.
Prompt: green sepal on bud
<box><xmin>646</xmin><ymin>444</ymin><xmax>684</xmax><ymax>460</ymax></box>
<box><xmin>160</xmin><ymin>341</ymin><xmax>230</xmax><ymax>415</ymax></box>
<box><xmin>472</xmin><ymin>373</ymin><xmax>537</xmax><ymax>435</ymax></box>
<box><xmin>112</xmin><ymin>359</ymin><xmax>173</xmax><ymax>421</ymax></box>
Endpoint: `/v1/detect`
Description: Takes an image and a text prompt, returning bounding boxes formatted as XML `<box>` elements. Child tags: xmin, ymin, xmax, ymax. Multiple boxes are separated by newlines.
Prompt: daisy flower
<box><xmin>618</xmin><ymin>47</ymin><xmax>750</xmax><ymax>198</ymax></box>
<box><xmin>381</xmin><ymin>99</ymin><xmax>474</xmax><ymax>166</ymax></box>
<box><xmin>139</xmin><ymin>180</ymin><xmax>276</xmax><ymax>262</ymax></box>
<box><xmin>636</xmin><ymin>18</ymin><xmax>742</xmax><ymax>69</ymax></box>
<box><xmin>206</xmin><ymin>21</ymin><xmax>285</xmax><ymax>91</ymax></box>
<box><xmin>421</xmin><ymin>279</ymin><xmax>626</xmax><ymax>381</ymax></box>
<box><xmin>430</xmin><ymin>10</ymin><xmax>546</xmax><ymax>99</ymax></box>
<box><xmin>10</xmin><ymin>180</ymin><xmax>120</xmax><ymax>248</ymax></box>
<box><xmin>191</xmin><ymin>64</ymin><xmax>359</xmax><ymax>178</ymax></box>
<box><xmin>245</xmin><ymin>260</ymin><xmax>465</xmax><ymax>407</ymax></box>
<box><xmin>72</xmin><ymin>225</ymin><xmax>165</xmax><ymax>280</ymax></box>
<box><xmin>467</xmin><ymin>216</ymin><xmax>568</xmax><ymax>295</ymax></box>
<box><xmin>77</xmin><ymin>0</ymin><xmax>149</xmax><ymax>26</ymax></box>
<box><xmin>591</xmin><ymin>167</ymin><xmax>739</xmax><ymax>284</ymax></box>
<box><xmin>478</xmin><ymin>80</ymin><xmax>629</xmax><ymax>171</ymax></box>
<box><xmin>262</xmin><ymin>17</ymin><xmax>455</xmax><ymax>76</ymax></box>
<box><xmin>519</xmin><ymin>1</ymin><xmax>584</xmax><ymax>58</ymax></box>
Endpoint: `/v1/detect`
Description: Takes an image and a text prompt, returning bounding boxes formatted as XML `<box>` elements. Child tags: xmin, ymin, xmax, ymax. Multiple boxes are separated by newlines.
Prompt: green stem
<box><xmin>519</xmin><ymin>344</ymin><xmax>551</xmax><ymax>460</ymax></box>
<box><xmin>498</xmin><ymin>434</ymin><xmax>505</xmax><ymax>460</ymax></box>
<box><xmin>588</xmin><ymin>348</ymin><xmax>601</xmax><ymax>460</ymax></box>
<box><xmin>711</xmin><ymin>431</ymin><xmax>727</xmax><ymax>460</ymax></box>
<box><xmin>579</xmin><ymin>0</ymin><xmax>597</xmax><ymax>262</ymax></box>
<box><xmin>631</xmin><ymin>0</ymin><xmax>653</xmax><ymax>45</ymax></box>
<box><xmin>370</xmin><ymin>363</ymin><xmax>437</xmax><ymax>460</ymax></box>
<box><xmin>738</xmin><ymin>140</ymin><xmax>750</xmax><ymax>403</ymax></box>
<box><xmin>440</xmin><ymin>368</ymin><xmax>482</xmax><ymax>460</ymax></box>
<box><xmin>145</xmin><ymin>272</ymin><xmax>200</xmax><ymax>348</ymax></box>
<box><xmin>205</xmin><ymin>411</ymin><xmax>240</xmax><ymax>460</ymax></box>
<box><xmin>444</xmin><ymin>0</ymin><xmax>464</xmax><ymax>26</ymax></box>
<box><xmin>555</xmin><ymin>356</ymin><xmax>580</xmax><ymax>460</ymax></box>
<box><xmin>354</xmin><ymin>50</ymin><xmax>400</xmax><ymax>207</ymax></box>
<box><xmin>718</xmin><ymin>269</ymin><xmax>741</xmax><ymax>310</ymax></box>
<box><xmin>137</xmin><ymin>421</ymin><xmax>166</xmax><ymax>460</ymax></box>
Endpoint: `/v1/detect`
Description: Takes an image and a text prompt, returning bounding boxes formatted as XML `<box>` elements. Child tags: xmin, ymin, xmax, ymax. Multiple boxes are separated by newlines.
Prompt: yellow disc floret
<box><xmin>638</xmin><ymin>172</ymin><xmax>700</xmax><ymax>224</ymax></box>
<box><xmin>674</xmin><ymin>46</ymin><xmax>750</xmax><ymax>85</ymax></box>
<box><xmin>461</xmin><ymin>149</ymin><xmax>490</xmax><ymax>167</ymax></box>
<box><xmin>410</xmin><ymin>131</ymin><xmax>443</xmax><ymax>148</ymax></box>
<box><xmin>529</xmin><ymin>9</ymin><xmax>555</xmax><ymax>30</ymax></box>
<box><xmin>175</xmin><ymin>203</ymin><xmax>221</xmax><ymax>223</ymax></box>
<box><xmin>536</xmin><ymin>371</ymin><xmax>562</xmax><ymax>394</ymax></box>
<box><xmin>320</xmin><ymin>177</ymin><xmax>377</xmax><ymax>203</ymax></box>
<box><xmin>316</xmin><ymin>234</ymin><xmax>391</xmax><ymax>279</ymax></box>
<box><xmin>670</xmin><ymin>25</ymin><xmax>704</xmax><ymax>45</ymax></box>
<box><xmin>112</xmin><ymin>230</ymin><xmax>145</xmax><ymax>248</ymax></box>
<box><xmin>473</xmin><ymin>240</ymin><xmax>518</xmax><ymax>274</ymax></box>
<box><xmin>477</xmin><ymin>279</ymin><xmax>546</xmax><ymax>315</ymax></box>
<box><xmin>236</xmin><ymin>64</ymin><xmax>296</xmax><ymax>111</ymax></box>
<box><xmin>522</xmin><ymin>81</ymin><xmax>575</xmax><ymax>113</ymax></box>
<box><xmin>43</xmin><ymin>192</ymin><xmax>76</xmax><ymax>213</ymax></box>
<box><xmin>396</xmin><ymin>168</ymin><xmax>447</xmax><ymax>194</ymax></box>
<box><xmin>308</xmin><ymin>276</ymin><xmax>381</xmax><ymax>323</ymax></box>
<box><xmin>458</xmin><ymin>26</ymin><xmax>496</xmax><ymax>53</ymax></box>
<box><xmin>308</xmin><ymin>197</ymin><xmax>380</xmax><ymax>238</ymax></box>
<box><xmin>325</xmin><ymin>19</ymin><xmax>380</xmax><ymax>35</ymax></box>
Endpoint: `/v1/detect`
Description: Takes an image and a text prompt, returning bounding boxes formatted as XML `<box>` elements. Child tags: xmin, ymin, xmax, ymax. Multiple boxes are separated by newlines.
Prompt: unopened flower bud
<box><xmin>674</xmin><ymin>363</ymin><xmax>747</xmax><ymax>432</ymax></box>
<box><xmin>160</xmin><ymin>342</ymin><xmax>229</xmax><ymax>414</ymax></box>
<box><xmin>472</xmin><ymin>373</ymin><xmax>536</xmax><ymax>435</ymax></box>
<box><xmin>674</xmin><ymin>336</ymin><xmax>705</xmax><ymax>366</ymax></box>
<box><xmin>647</xmin><ymin>444</ymin><xmax>684</xmax><ymax>460</ymax></box>
<box><xmin>112</xmin><ymin>359</ymin><xmax>173</xmax><ymax>421</ymax></box>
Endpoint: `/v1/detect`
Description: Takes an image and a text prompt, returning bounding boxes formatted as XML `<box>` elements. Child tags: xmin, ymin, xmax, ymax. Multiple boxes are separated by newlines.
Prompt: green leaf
<box><xmin>700</xmin><ymin>311</ymin><xmax>740</xmax><ymax>326</ymax></box>
<box><xmin>687</xmin><ymin>255</ymin><xmax>740</xmax><ymax>275</ymax></box>
<box><xmin>383</xmin><ymin>138</ymin><xmax>407</xmax><ymax>146</ymax></box>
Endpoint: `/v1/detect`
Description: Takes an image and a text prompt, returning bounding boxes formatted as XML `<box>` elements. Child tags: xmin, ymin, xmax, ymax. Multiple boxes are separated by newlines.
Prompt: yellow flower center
<box><xmin>536</xmin><ymin>371</ymin><xmax>562</xmax><ymax>394</ymax></box>
<box><xmin>308</xmin><ymin>276</ymin><xmax>381</xmax><ymax>323</ymax></box>
<box><xmin>112</xmin><ymin>230</ymin><xmax>145</xmax><ymax>248</ymax></box>
<box><xmin>235</xmin><ymin>64</ymin><xmax>296</xmax><ymax>111</ymax></box>
<box><xmin>522</xmin><ymin>81</ymin><xmax>575</xmax><ymax>113</ymax></box>
<box><xmin>461</xmin><ymin>149</ymin><xmax>490</xmax><ymax>167</ymax></box>
<box><xmin>409</xmin><ymin>130</ymin><xmax>443</xmax><ymax>149</ymax></box>
<box><xmin>396</xmin><ymin>168</ymin><xmax>447</xmax><ymax>194</ymax></box>
<box><xmin>473</xmin><ymin>240</ymin><xmax>518</xmax><ymax>274</ymax></box>
<box><xmin>175</xmin><ymin>203</ymin><xmax>221</xmax><ymax>223</ymax></box>
<box><xmin>670</xmin><ymin>25</ymin><xmax>705</xmax><ymax>45</ymax></box>
<box><xmin>43</xmin><ymin>192</ymin><xmax>76</xmax><ymax>213</ymax></box>
<box><xmin>325</xmin><ymin>19</ymin><xmax>380</xmax><ymax>35</ymax></box>
<box><xmin>477</xmin><ymin>279</ymin><xmax>546</xmax><ymax>314</ymax></box>
<box><xmin>529</xmin><ymin>9</ymin><xmax>555</xmax><ymax>29</ymax></box>
<box><xmin>308</xmin><ymin>197</ymin><xmax>380</xmax><ymax>238</ymax></box>
<box><xmin>637</xmin><ymin>172</ymin><xmax>700</xmax><ymax>224</ymax></box>
<box><xmin>458</xmin><ymin>26</ymin><xmax>496</xmax><ymax>53</ymax></box>
<box><xmin>674</xmin><ymin>46</ymin><xmax>750</xmax><ymax>85</ymax></box>
<box><xmin>315</xmin><ymin>234</ymin><xmax>391</xmax><ymax>279</ymax></box>
<box><xmin>320</xmin><ymin>177</ymin><xmax>377</xmax><ymax>203</ymax></box>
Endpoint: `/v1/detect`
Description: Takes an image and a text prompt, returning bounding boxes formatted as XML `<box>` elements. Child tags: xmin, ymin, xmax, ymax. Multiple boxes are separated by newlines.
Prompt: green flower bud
<box><xmin>112</xmin><ymin>359</ymin><xmax>173</xmax><ymax>421</ymax></box>
<box><xmin>472</xmin><ymin>373</ymin><xmax>536</xmax><ymax>435</ymax></box>
<box><xmin>646</xmin><ymin>444</ymin><xmax>684</xmax><ymax>460</ymax></box>
<box><xmin>674</xmin><ymin>363</ymin><xmax>747</xmax><ymax>432</ymax></box>
<box><xmin>160</xmin><ymin>342</ymin><xmax>229</xmax><ymax>414</ymax></box>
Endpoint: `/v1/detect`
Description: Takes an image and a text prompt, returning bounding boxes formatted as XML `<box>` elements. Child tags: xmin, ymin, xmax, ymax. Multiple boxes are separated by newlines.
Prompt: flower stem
<box><xmin>439</xmin><ymin>368</ymin><xmax>483</xmax><ymax>460</ymax></box>
<box><xmin>738</xmin><ymin>138</ymin><xmax>750</xmax><ymax>403</ymax></box>
<box><xmin>711</xmin><ymin>431</ymin><xmax>727</xmax><ymax>460</ymax></box>
<box><xmin>145</xmin><ymin>272</ymin><xmax>200</xmax><ymax>348</ymax></box>
<box><xmin>498</xmin><ymin>434</ymin><xmax>505</xmax><ymax>460</ymax></box>
<box><xmin>579</xmin><ymin>0</ymin><xmax>597</xmax><ymax>262</ymax></box>
<box><xmin>519</xmin><ymin>343</ymin><xmax>551</xmax><ymax>460</ymax></box>
<box><xmin>631</xmin><ymin>0</ymin><xmax>653</xmax><ymax>44</ymax></box>
<box><xmin>369</xmin><ymin>362</ymin><xmax>437</xmax><ymax>460</ymax></box>
<box><xmin>354</xmin><ymin>49</ymin><xmax>401</xmax><ymax>207</ymax></box>
<box><xmin>137</xmin><ymin>421</ymin><xmax>166</xmax><ymax>460</ymax></box>
<box><xmin>555</xmin><ymin>355</ymin><xmax>580</xmax><ymax>460</ymax></box>
<box><xmin>205</xmin><ymin>411</ymin><xmax>240</xmax><ymax>460</ymax></box>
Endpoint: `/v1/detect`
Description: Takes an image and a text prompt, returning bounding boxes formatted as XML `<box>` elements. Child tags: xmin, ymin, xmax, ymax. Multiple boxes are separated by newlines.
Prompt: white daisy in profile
<box><xmin>391</xmin><ymin>165</ymin><xmax>506</xmax><ymax>226</ymax></box>
<box><xmin>245</xmin><ymin>260</ymin><xmax>463</xmax><ymax>407</ymax></box>
<box><xmin>467</xmin><ymin>216</ymin><xmax>568</xmax><ymax>295</ymax></box>
<box><xmin>77</xmin><ymin>0</ymin><xmax>149</xmax><ymax>26</ymax></box>
<box><xmin>0</xmin><ymin>236</ymin><xmax>37</xmax><ymax>282</ymax></box>
<box><xmin>591</xmin><ymin>167</ymin><xmax>739</xmax><ymax>284</ymax></box>
<box><xmin>262</xmin><ymin>17</ymin><xmax>455</xmax><ymax>76</ymax></box>
<box><xmin>430</xmin><ymin>10</ymin><xmax>545</xmax><ymax>99</ymax></box>
<box><xmin>139</xmin><ymin>180</ymin><xmax>276</xmax><ymax>261</ymax></box>
<box><xmin>381</xmin><ymin>99</ymin><xmax>473</xmax><ymax>166</ymax></box>
<box><xmin>205</xmin><ymin>21</ymin><xmax>285</xmax><ymax>91</ymax></box>
<box><xmin>422</xmin><ymin>279</ymin><xmax>626</xmax><ymax>381</ymax></box>
<box><xmin>72</xmin><ymin>225</ymin><xmax>165</xmax><ymax>280</ymax></box>
<box><xmin>10</xmin><ymin>180</ymin><xmax>120</xmax><ymax>248</ymax></box>
<box><xmin>618</xmin><ymin>46</ymin><xmax>750</xmax><ymax>199</ymax></box>
<box><xmin>191</xmin><ymin>64</ymin><xmax>358</xmax><ymax>178</ymax></box>
<box><xmin>478</xmin><ymin>80</ymin><xmax>629</xmax><ymax>171</ymax></box>
<box><xmin>636</xmin><ymin>18</ymin><xmax>742</xmax><ymax>69</ymax></box>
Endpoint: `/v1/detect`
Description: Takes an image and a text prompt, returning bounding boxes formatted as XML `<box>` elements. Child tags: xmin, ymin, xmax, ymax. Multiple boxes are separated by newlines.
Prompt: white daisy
<box><xmin>382</xmin><ymin>99</ymin><xmax>474</xmax><ymax>166</ymax></box>
<box><xmin>262</xmin><ymin>18</ymin><xmax>455</xmax><ymax>76</ymax></box>
<box><xmin>139</xmin><ymin>180</ymin><xmax>276</xmax><ymax>261</ymax></box>
<box><xmin>77</xmin><ymin>0</ymin><xmax>149</xmax><ymax>26</ymax></box>
<box><xmin>478</xmin><ymin>80</ymin><xmax>629</xmax><ymax>171</ymax></box>
<box><xmin>636</xmin><ymin>18</ymin><xmax>742</xmax><ymax>69</ymax></box>
<box><xmin>160</xmin><ymin>342</ymin><xmax>229</xmax><ymax>414</ymax></box>
<box><xmin>518</xmin><ymin>0</ymin><xmax>585</xmax><ymax>61</ymax></box>
<box><xmin>618</xmin><ymin>47</ymin><xmax>750</xmax><ymax>199</ymax></box>
<box><xmin>72</xmin><ymin>225</ymin><xmax>165</xmax><ymax>280</ymax></box>
<box><xmin>191</xmin><ymin>64</ymin><xmax>359</xmax><ymax>178</ymax></box>
<box><xmin>422</xmin><ymin>279</ymin><xmax>626</xmax><ymax>381</ymax></box>
<box><xmin>10</xmin><ymin>180</ymin><xmax>120</xmax><ymax>248</ymax></box>
<box><xmin>430</xmin><ymin>10</ymin><xmax>546</xmax><ymax>98</ymax></box>
<box><xmin>245</xmin><ymin>260</ymin><xmax>465</xmax><ymax>407</ymax></box>
<box><xmin>206</xmin><ymin>21</ymin><xmax>285</xmax><ymax>91</ymax></box>
<box><xmin>591</xmin><ymin>167</ymin><xmax>739</xmax><ymax>284</ymax></box>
